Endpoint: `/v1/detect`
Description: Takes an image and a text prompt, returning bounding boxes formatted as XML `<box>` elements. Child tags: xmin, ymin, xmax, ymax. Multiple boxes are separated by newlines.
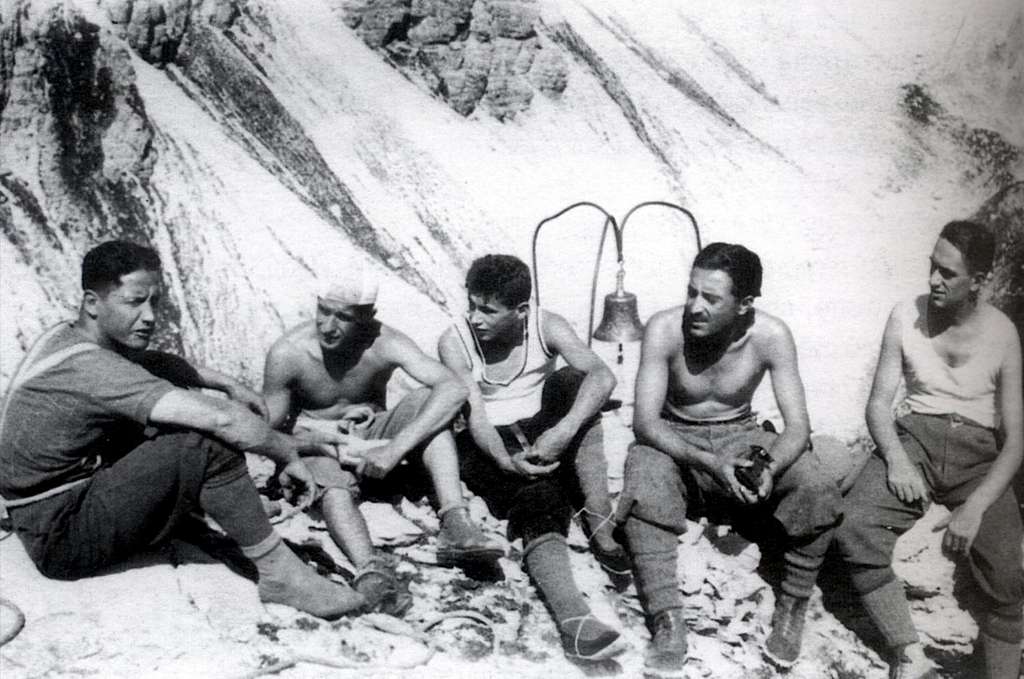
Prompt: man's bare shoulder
<box><xmin>267</xmin><ymin>322</ymin><xmax>318</xmax><ymax>365</ymax></box>
<box><xmin>646</xmin><ymin>306</ymin><xmax>685</xmax><ymax>333</ymax></box>
<box><xmin>749</xmin><ymin>309</ymin><xmax>796</xmax><ymax>349</ymax></box>
<box><xmin>980</xmin><ymin>303</ymin><xmax>1021</xmax><ymax>347</ymax></box>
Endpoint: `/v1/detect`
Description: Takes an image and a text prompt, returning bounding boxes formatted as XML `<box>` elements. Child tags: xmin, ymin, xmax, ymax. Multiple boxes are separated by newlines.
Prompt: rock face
<box><xmin>974</xmin><ymin>181</ymin><xmax>1024</xmax><ymax>330</ymax></box>
<box><xmin>334</xmin><ymin>0</ymin><xmax>567</xmax><ymax>119</ymax></box>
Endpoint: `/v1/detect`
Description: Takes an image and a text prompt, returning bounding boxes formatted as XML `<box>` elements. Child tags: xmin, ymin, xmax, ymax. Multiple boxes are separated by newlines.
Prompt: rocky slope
<box><xmin>1</xmin><ymin>1</ymin><xmax>1023</xmax><ymax>677</ymax></box>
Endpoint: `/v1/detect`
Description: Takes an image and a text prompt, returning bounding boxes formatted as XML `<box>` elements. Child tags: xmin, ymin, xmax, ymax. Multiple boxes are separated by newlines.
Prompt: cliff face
<box><xmin>1</xmin><ymin>0</ymin><xmax>1021</xmax><ymax>436</ymax></box>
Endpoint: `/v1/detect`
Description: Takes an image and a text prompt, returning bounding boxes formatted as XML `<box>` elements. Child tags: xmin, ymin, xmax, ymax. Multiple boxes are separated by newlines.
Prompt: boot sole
<box><xmin>762</xmin><ymin>644</ymin><xmax>798</xmax><ymax>670</ymax></box>
<box><xmin>435</xmin><ymin>546</ymin><xmax>504</xmax><ymax>567</ymax></box>
<box><xmin>564</xmin><ymin>635</ymin><xmax>629</xmax><ymax>662</ymax></box>
<box><xmin>641</xmin><ymin>663</ymin><xmax>686</xmax><ymax>679</ymax></box>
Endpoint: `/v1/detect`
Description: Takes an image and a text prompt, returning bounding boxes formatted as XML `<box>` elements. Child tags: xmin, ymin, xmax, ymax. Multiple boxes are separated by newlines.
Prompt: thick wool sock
<box><xmin>199</xmin><ymin>473</ymin><xmax>274</xmax><ymax>548</ymax></box>
<box><xmin>524</xmin><ymin>533</ymin><xmax>590</xmax><ymax>624</ymax></box>
<box><xmin>624</xmin><ymin>516</ymin><xmax>682</xmax><ymax>616</ymax></box>
<box><xmin>781</xmin><ymin>527</ymin><xmax>833</xmax><ymax>598</ymax></box>
<box><xmin>244</xmin><ymin>533</ymin><xmax>365</xmax><ymax>619</ymax></box>
<box><xmin>861</xmin><ymin>580</ymin><xmax>919</xmax><ymax>649</ymax></box>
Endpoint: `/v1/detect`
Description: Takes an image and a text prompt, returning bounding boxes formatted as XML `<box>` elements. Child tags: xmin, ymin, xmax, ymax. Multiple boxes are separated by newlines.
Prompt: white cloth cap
<box><xmin>318</xmin><ymin>266</ymin><xmax>379</xmax><ymax>306</ymax></box>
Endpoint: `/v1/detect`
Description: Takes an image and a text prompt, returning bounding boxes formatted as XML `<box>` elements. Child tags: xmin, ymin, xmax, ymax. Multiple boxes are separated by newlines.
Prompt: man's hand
<box><xmin>225</xmin><ymin>382</ymin><xmax>270</xmax><ymax>421</ymax></box>
<box><xmin>531</xmin><ymin>425</ymin><xmax>573</xmax><ymax>464</ymax></box>
<box><xmin>278</xmin><ymin>459</ymin><xmax>316</xmax><ymax>510</ymax></box>
<box><xmin>934</xmin><ymin>501</ymin><xmax>984</xmax><ymax>556</ymax></box>
<box><xmin>354</xmin><ymin>441</ymin><xmax>404</xmax><ymax>480</ymax></box>
<box><xmin>507</xmin><ymin>450</ymin><xmax>560</xmax><ymax>479</ymax></box>
<box><xmin>711</xmin><ymin>443</ymin><xmax>761</xmax><ymax>505</ymax></box>
<box><xmin>885</xmin><ymin>451</ymin><xmax>929</xmax><ymax>505</ymax></box>
<box><xmin>337</xmin><ymin>404</ymin><xmax>377</xmax><ymax>436</ymax></box>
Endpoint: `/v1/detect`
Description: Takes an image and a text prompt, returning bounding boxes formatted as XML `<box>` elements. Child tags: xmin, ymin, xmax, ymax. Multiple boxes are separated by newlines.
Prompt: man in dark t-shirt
<box><xmin>0</xmin><ymin>241</ymin><xmax>362</xmax><ymax>620</ymax></box>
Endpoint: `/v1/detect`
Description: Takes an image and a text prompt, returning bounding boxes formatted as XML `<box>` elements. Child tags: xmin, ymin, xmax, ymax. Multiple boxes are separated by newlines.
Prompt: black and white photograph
<box><xmin>0</xmin><ymin>1</ymin><xmax>1021</xmax><ymax>677</ymax></box>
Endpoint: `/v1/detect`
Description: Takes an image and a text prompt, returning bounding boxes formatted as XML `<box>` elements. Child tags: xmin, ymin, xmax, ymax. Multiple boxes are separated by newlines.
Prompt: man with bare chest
<box><xmin>262</xmin><ymin>269</ymin><xmax>503</xmax><ymax>614</ymax></box>
<box><xmin>617</xmin><ymin>243</ymin><xmax>842</xmax><ymax>676</ymax></box>
<box><xmin>835</xmin><ymin>221</ymin><xmax>1023</xmax><ymax>679</ymax></box>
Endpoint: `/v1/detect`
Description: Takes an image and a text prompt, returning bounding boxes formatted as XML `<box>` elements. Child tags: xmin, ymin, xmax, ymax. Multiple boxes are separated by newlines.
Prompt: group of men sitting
<box><xmin>0</xmin><ymin>218</ymin><xmax>1020</xmax><ymax>679</ymax></box>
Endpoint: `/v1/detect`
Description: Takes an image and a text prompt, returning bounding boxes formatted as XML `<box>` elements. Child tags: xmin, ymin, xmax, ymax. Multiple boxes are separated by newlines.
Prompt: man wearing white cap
<box><xmin>262</xmin><ymin>265</ymin><xmax>503</xmax><ymax>613</ymax></box>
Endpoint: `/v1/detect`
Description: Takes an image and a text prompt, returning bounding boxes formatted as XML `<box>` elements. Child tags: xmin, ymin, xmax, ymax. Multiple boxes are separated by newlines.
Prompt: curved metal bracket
<box><xmin>530</xmin><ymin>199</ymin><xmax>702</xmax><ymax>347</ymax></box>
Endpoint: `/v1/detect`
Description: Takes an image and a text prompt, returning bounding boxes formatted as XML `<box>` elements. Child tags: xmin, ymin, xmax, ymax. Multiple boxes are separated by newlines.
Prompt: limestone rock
<box><xmin>334</xmin><ymin>0</ymin><xmax>566</xmax><ymax>119</ymax></box>
<box><xmin>973</xmin><ymin>181</ymin><xmax>1024</xmax><ymax>328</ymax></box>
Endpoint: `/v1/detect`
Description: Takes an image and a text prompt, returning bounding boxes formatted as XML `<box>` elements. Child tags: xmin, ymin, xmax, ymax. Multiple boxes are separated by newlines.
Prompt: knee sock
<box><xmin>781</xmin><ymin>527</ymin><xmax>833</xmax><ymax>599</ymax></box>
<box><xmin>524</xmin><ymin>533</ymin><xmax>589</xmax><ymax>625</ymax></box>
<box><xmin>860</xmin><ymin>579</ymin><xmax>919</xmax><ymax>649</ymax></box>
<box><xmin>200</xmin><ymin>472</ymin><xmax>274</xmax><ymax>548</ymax></box>
<box><xmin>624</xmin><ymin>516</ymin><xmax>682</xmax><ymax>616</ymax></box>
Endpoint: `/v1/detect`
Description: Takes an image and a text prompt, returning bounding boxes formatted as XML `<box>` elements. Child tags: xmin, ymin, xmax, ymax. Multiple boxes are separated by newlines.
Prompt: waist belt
<box><xmin>0</xmin><ymin>323</ymin><xmax>99</xmax><ymax>521</ymax></box>
<box><xmin>661</xmin><ymin>409</ymin><xmax>754</xmax><ymax>426</ymax></box>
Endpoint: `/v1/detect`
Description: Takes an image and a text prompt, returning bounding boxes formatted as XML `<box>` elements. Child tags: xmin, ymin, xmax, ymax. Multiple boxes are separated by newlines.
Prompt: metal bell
<box><xmin>593</xmin><ymin>288</ymin><xmax>644</xmax><ymax>343</ymax></box>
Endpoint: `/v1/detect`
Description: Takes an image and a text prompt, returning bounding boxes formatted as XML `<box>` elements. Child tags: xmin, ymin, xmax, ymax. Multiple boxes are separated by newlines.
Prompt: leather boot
<box><xmin>248</xmin><ymin>534</ymin><xmax>365</xmax><ymax>620</ymax></box>
<box><xmin>644</xmin><ymin>607</ymin><xmax>688</xmax><ymax>677</ymax></box>
<box><xmin>436</xmin><ymin>505</ymin><xmax>504</xmax><ymax>567</ymax></box>
<box><xmin>889</xmin><ymin>643</ymin><xmax>938</xmax><ymax>679</ymax></box>
<box><xmin>763</xmin><ymin>593</ymin><xmax>809</xmax><ymax>667</ymax></box>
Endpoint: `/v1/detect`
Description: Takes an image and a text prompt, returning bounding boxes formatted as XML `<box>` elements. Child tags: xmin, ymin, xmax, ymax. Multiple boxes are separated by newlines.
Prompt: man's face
<box><xmin>316</xmin><ymin>297</ymin><xmax>377</xmax><ymax>349</ymax></box>
<box><xmin>683</xmin><ymin>267</ymin><xmax>746</xmax><ymax>339</ymax></box>
<box><xmin>466</xmin><ymin>293</ymin><xmax>525</xmax><ymax>343</ymax></box>
<box><xmin>928</xmin><ymin>237</ymin><xmax>979</xmax><ymax>312</ymax></box>
<box><xmin>90</xmin><ymin>269</ymin><xmax>162</xmax><ymax>352</ymax></box>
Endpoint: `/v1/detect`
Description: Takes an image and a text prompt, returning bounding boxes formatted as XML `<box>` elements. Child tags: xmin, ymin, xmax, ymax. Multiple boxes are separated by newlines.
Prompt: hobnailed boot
<box><xmin>889</xmin><ymin>643</ymin><xmax>938</xmax><ymax>679</ymax></box>
<box><xmin>763</xmin><ymin>593</ymin><xmax>809</xmax><ymax>668</ymax></box>
<box><xmin>977</xmin><ymin>631</ymin><xmax>1022</xmax><ymax>679</ymax></box>
<box><xmin>247</xmin><ymin>534</ymin><xmax>365</xmax><ymax>620</ymax></box>
<box><xmin>644</xmin><ymin>608</ymin><xmax>688</xmax><ymax>678</ymax></box>
<box><xmin>435</xmin><ymin>505</ymin><xmax>505</xmax><ymax>567</ymax></box>
<box><xmin>353</xmin><ymin>554</ymin><xmax>412</xmax><ymax>617</ymax></box>
<box><xmin>558</xmin><ymin>613</ymin><xmax>627</xmax><ymax>661</ymax></box>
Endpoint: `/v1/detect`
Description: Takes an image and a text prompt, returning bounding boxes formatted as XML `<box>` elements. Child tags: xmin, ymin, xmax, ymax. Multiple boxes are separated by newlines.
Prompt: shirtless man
<box><xmin>262</xmin><ymin>268</ymin><xmax>503</xmax><ymax>612</ymax></box>
<box><xmin>617</xmin><ymin>242</ymin><xmax>842</xmax><ymax>676</ymax></box>
<box><xmin>835</xmin><ymin>221</ymin><xmax>1023</xmax><ymax>679</ymax></box>
<box><xmin>438</xmin><ymin>254</ymin><xmax>627</xmax><ymax>662</ymax></box>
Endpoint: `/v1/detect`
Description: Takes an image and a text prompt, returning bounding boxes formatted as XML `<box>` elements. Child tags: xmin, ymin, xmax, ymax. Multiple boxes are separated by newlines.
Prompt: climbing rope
<box><xmin>232</xmin><ymin>609</ymin><xmax>496</xmax><ymax>678</ymax></box>
<box><xmin>0</xmin><ymin>596</ymin><xmax>25</xmax><ymax>647</ymax></box>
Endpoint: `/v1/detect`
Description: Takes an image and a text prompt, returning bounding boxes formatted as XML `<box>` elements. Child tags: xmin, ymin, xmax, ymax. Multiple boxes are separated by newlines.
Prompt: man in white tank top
<box><xmin>438</xmin><ymin>254</ymin><xmax>627</xmax><ymax>662</ymax></box>
<box><xmin>835</xmin><ymin>221</ymin><xmax>1024</xmax><ymax>679</ymax></box>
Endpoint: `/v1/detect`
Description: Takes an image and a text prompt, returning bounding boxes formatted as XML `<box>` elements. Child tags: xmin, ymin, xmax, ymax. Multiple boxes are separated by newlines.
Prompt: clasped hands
<box><xmin>713</xmin><ymin>443</ymin><xmax>773</xmax><ymax>505</ymax></box>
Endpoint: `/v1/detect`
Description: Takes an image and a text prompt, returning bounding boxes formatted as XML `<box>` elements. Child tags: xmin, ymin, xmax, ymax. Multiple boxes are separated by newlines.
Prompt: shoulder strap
<box><xmin>0</xmin><ymin>324</ymin><xmax>99</xmax><ymax>515</ymax></box>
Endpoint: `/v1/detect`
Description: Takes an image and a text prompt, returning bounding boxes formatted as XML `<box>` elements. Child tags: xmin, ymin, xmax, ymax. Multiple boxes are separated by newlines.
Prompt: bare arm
<box><xmin>438</xmin><ymin>329</ymin><xmax>514</xmax><ymax>471</ymax></box>
<box><xmin>261</xmin><ymin>342</ymin><xmax>297</xmax><ymax>430</ymax></box>
<box><xmin>531</xmin><ymin>311</ymin><xmax>616</xmax><ymax>461</ymax></box>
<box><xmin>378</xmin><ymin>329</ymin><xmax>468</xmax><ymax>459</ymax></box>
<box><xmin>633</xmin><ymin>311</ymin><xmax>719</xmax><ymax>472</ymax></box>
<box><xmin>866</xmin><ymin>306</ymin><xmax>930</xmax><ymax>504</ymax></box>
<box><xmin>149</xmin><ymin>388</ymin><xmax>305</xmax><ymax>466</ymax></box>
<box><xmin>195</xmin><ymin>366</ymin><xmax>269</xmax><ymax>420</ymax></box>
<box><xmin>762</xmin><ymin>320</ymin><xmax>811</xmax><ymax>474</ymax></box>
<box><xmin>941</xmin><ymin>321</ymin><xmax>1024</xmax><ymax>553</ymax></box>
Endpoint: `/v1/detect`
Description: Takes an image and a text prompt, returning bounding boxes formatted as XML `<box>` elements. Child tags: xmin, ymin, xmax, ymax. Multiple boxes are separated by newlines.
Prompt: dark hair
<box><xmin>82</xmin><ymin>240</ymin><xmax>161</xmax><ymax>293</ymax></box>
<box><xmin>938</xmin><ymin>220</ymin><xmax>995</xmax><ymax>274</ymax></box>
<box><xmin>466</xmin><ymin>254</ymin><xmax>532</xmax><ymax>307</ymax></box>
<box><xmin>692</xmin><ymin>242</ymin><xmax>762</xmax><ymax>299</ymax></box>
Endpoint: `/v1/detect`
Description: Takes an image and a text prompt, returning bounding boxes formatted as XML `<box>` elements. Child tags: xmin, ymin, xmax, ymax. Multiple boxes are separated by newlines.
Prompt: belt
<box><xmin>0</xmin><ymin>475</ymin><xmax>93</xmax><ymax>521</ymax></box>
<box><xmin>915</xmin><ymin>411</ymin><xmax>993</xmax><ymax>432</ymax></box>
<box><xmin>661</xmin><ymin>410</ymin><xmax>754</xmax><ymax>426</ymax></box>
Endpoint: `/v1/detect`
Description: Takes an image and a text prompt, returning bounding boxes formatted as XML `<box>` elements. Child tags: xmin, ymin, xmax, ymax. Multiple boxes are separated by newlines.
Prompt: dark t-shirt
<box><xmin>0</xmin><ymin>323</ymin><xmax>195</xmax><ymax>499</ymax></box>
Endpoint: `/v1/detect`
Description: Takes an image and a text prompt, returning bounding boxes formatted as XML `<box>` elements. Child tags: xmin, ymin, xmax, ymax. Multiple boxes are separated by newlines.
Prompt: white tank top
<box><xmin>900</xmin><ymin>295</ymin><xmax>1000</xmax><ymax>429</ymax></box>
<box><xmin>452</xmin><ymin>305</ymin><xmax>556</xmax><ymax>425</ymax></box>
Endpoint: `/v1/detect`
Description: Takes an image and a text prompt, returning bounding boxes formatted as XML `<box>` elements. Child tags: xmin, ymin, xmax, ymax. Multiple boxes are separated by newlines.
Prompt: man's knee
<box><xmin>507</xmin><ymin>479</ymin><xmax>571</xmax><ymax>544</ymax></box>
<box><xmin>617</xmin><ymin>444</ymin><xmax>688</xmax><ymax>532</ymax></box>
